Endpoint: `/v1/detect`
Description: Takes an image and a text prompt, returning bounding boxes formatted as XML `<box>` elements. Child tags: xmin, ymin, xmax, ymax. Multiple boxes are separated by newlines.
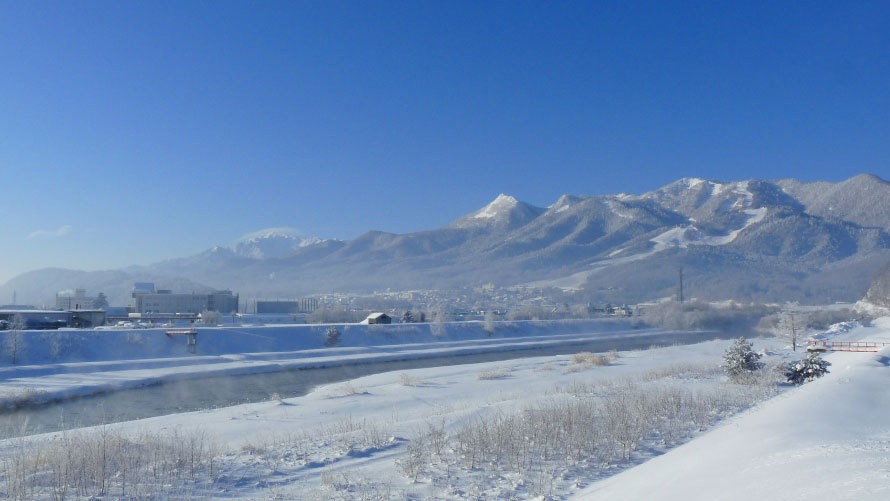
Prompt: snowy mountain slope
<box><xmin>860</xmin><ymin>256</ymin><xmax>890</xmax><ymax>308</ymax></box>
<box><xmin>5</xmin><ymin>174</ymin><xmax>890</xmax><ymax>306</ymax></box>
<box><xmin>577</xmin><ymin>319</ymin><xmax>890</xmax><ymax>500</ymax></box>
<box><xmin>779</xmin><ymin>173</ymin><xmax>890</xmax><ymax>231</ymax></box>
<box><xmin>447</xmin><ymin>193</ymin><xmax>546</xmax><ymax>230</ymax></box>
<box><xmin>485</xmin><ymin>196</ymin><xmax>687</xmax><ymax>264</ymax></box>
<box><xmin>233</xmin><ymin>228</ymin><xmax>333</xmax><ymax>259</ymax></box>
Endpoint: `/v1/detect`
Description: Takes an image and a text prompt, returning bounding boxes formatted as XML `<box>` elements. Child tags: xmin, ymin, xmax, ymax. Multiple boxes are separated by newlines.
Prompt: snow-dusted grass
<box><xmin>0</xmin><ymin>427</ymin><xmax>219</xmax><ymax>500</ymax></box>
<box><xmin>0</xmin><ymin>336</ymin><xmax>789</xmax><ymax>499</ymax></box>
<box><xmin>402</xmin><ymin>377</ymin><xmax>776</xmax><ymax>498</ymax></box>
<box><xmin>476</xmin><ymin>367</ymin><xmax>511</xmax><ymax>380</ymax></box>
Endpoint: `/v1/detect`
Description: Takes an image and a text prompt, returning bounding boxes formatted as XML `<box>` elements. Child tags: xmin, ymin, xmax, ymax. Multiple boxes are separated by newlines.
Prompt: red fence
<box><xmin>806</xmin><ymin>340</ymin><xmax>890</xmax><ymax>353</ymax></box>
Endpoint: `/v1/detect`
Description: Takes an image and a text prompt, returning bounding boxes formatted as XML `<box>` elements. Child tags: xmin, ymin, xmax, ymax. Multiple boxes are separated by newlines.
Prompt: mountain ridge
<box><xmin>5</xmin><ymin>174</ymin><xmax>890</xmax><ymax>307</ymax></box>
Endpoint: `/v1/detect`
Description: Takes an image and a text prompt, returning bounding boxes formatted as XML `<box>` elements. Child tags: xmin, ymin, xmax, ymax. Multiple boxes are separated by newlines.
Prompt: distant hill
<box><xmin>5</xmin><ymin>174</ymin><xmax>890</xmax><ymax>306</ymax></box>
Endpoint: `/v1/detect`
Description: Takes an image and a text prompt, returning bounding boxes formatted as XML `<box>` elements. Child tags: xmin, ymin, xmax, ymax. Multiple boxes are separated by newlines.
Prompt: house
<box><xmin>364</xmin><ymin>312</ymin><xmax>392</xmax><ymax>324</ymax></box>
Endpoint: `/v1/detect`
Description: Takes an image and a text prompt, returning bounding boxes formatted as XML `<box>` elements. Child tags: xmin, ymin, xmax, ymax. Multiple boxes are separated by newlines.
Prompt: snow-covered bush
<box><xmin>570</xmin><ymin>351</ymin><xmax>611</xmax><ymax>366</ymax></box>
<box><xmin>784</xmin><ymin>351</ymin><xmax>831</xmax><ymax>385</ymax></box>
<box><xmin>722</xmin><ymin>337</ymin><xmax>765</xmax><ymax>383</ymax></box>
<box><xmin>640</xmin><ymin>300</ymin><xmax>775</xmax><ymax>331</ymax></box>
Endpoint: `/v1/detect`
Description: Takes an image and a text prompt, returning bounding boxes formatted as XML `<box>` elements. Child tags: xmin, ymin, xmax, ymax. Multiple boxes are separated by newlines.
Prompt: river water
<box><xmin>0</xmin><ymin>329</ymin><xmax>742</xmax><ymax>438</ymax></box>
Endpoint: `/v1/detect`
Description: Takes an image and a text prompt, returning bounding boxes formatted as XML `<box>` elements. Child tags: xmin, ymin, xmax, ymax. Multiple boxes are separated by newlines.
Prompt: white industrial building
<box><xmin>132</xmin><ymin>283</ymin><xmax>239</xmax><ymax>314</ymax></box>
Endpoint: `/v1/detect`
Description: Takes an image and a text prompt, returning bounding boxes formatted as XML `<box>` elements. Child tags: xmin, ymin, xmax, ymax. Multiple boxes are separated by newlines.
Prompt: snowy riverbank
<box><xmin>0</xmin><ymin>318</ymin><xmax>881</xmax><ymax>499</ymax></box>
<box><xmin>0</xmin><ymin>319</ymin><xmax>722</xmax><ymax>408</ymax></box>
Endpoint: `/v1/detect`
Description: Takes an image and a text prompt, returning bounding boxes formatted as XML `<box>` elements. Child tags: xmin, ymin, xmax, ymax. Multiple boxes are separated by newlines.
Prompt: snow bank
<box><xmin>1</xmin><ymin>319</ymin><xmax>634</xmax><ymax>366</ymax></box>
<box><xmin>577</xmin><ymin>319</ymin><xmax>890</xmax><ymax>500</ymax></box>
<box><xmin>0</xmin><ymin>319</ymin><xmax>677</xmax><ymax>406</ymax></box>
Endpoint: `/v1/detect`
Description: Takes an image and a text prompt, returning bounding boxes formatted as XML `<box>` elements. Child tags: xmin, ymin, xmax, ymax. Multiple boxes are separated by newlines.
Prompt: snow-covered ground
<box><xmin>0</xmin><ymin>317</ymin><xmax>882</xmax><ymax>499</ymax></box>
<box><xmin>0</xmin><ymin>319</ymin><xmax>694</xmax><ymax>407</ymax></box>
<box><xmin>578</xmin><ymin>318</ymin><xmax>890</xmax><ymax>500</ymax></box>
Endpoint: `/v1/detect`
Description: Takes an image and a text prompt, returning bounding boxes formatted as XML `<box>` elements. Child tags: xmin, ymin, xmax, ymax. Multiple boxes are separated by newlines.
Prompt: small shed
<box><xmin>364</xmin><ymin>312</ymin><xmax>392</xmax><ymax>324</ymax></box>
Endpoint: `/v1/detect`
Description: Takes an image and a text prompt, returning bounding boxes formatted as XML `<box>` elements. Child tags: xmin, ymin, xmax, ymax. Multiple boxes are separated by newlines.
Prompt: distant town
<box><xmin>0</xmin><ymin>281</ymin><xmax>633</xmax><ymax>330</ymax></box>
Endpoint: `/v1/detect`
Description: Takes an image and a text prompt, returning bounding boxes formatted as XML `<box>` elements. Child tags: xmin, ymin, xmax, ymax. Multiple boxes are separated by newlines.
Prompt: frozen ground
<box><xmin>578</xmin><ymin>318</ymin><xmax>890</xmax><ymax>500</ymax></box>
<box><xmin>0</xmin><ymin>318</ymin><xmax>881</xmax><ymax>499</ymax></box>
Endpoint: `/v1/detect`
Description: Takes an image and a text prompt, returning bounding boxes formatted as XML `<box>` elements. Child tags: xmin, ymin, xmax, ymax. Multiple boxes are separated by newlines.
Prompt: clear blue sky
<box><xmin>1</xmin><ymin>1</ymin><xmax>889</xmax><ymax>282</ymax></box>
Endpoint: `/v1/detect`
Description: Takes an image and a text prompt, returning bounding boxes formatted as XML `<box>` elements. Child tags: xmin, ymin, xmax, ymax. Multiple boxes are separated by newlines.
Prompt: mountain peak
<box><xmin>238</xmin><ymin>227</ymin><xmax>301</xmax><ymax>243</ymax></box>
<box><xmin>474</xmin><ymin>194</ymin><xmax>520</xmax><ymax>219</ymax></box>
<box><xmin>448</xmin><ymin>194</ymin><xmax>545</xmax><ymax>229</ymax></box>
<box><xmin>233</xmin><ymin>227</ymin><xmax>328</xmax><ymax>259</ymax></box>
<box><xmin>680</xmin><ymin>177</ymin><xmax>708</xmax><ymax>188</ymax></box>
<box><xmin>549</xmin><ymin>194</ymin><xmax>584</xmax><ymax>213</ymax></box>
<box><xmin>844</xmin><ymin>173</ymin><xmax>888</xmax><ymax>187</ymax></box>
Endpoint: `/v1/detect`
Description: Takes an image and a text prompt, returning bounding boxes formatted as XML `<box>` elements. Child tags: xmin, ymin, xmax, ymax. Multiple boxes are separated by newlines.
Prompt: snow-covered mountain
<box><xmin>233</xmin><ymin>228</ymin><xmax>333</xmax><ymax>260</ymax></box>
<box><xmin>447</xmin><ymin>194</ymin><xmax>547</xmax><ymax>230</ymax></box>
<box><xmin>778</xmin><ymin>173</ymin><xmax>890</xmax><ymax>231</ymax></box>
<box><xmin>6</xmin><ymin>174</ymin><xmax>890</xmax><ymax>306</ymax></box>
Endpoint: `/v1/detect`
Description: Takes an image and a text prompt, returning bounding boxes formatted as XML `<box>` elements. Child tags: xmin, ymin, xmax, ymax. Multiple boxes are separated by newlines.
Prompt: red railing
<box><xmin>165</xmin><ymin>328</ymin><xmax>197</xmax><ymax>337</ymax></box>
<box><xmin>806</xmin><ymin>340</ymin><xmax>890</xmax><ymax>353</ymax></box>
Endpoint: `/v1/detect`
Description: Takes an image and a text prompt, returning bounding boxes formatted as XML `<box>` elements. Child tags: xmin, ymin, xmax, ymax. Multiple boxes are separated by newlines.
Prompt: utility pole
<box><xmin>783</xmin><ymin>310</ymin><xmax>800</xmax><ymax>352</ymax></box>
<box><xmin>677</xmin><ymin>266</ymin><xmax>685</xmax><ymax>303</ymax></box>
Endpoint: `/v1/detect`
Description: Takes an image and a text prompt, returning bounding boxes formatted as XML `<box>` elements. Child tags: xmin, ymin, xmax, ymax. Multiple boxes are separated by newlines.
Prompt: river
<box><xmin>0</xmin><ymin>329</ymin><xmax>742</xmax><ymax>438</ymax></box>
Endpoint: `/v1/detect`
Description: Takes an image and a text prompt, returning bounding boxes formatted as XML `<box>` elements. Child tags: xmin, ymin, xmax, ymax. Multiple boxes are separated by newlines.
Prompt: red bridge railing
<box><xmin>806</xmin><ymin>340</ymin><xmax>890</xmax><ymax>353</ymax></box>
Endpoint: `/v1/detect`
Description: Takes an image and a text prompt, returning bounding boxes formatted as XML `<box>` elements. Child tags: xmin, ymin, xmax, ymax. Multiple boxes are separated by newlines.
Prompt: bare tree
<box><xmin>4</xmin><ymin>314</ymin><xmax>25</xmax><ymax>364</ymax></box>
<box><xmin>307</xmin><ymin>304</ymin><xmax>364</xmax><ymax>324</ymax></box>
<box><xmin>200</xmin><ymin>310</ymin><xmax>221</xmax><ymax>326</ymax></box>
<box><xmin>778</xmin><ymin>305</ymin><xmax>805</xmax><ymax>352</ymax></box>
<box><xmin>429</xmin><ymin>304</ymin><xmax>449</xmax><ymax>337</ymax></box>
<box><xmin>483</xmin><ymin>310</ymin><xmax>497</xmax><ymax>334</ymax></box>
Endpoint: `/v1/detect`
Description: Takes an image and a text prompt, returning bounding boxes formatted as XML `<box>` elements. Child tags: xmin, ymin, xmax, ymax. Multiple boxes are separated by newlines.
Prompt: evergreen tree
<box><xmin>324</xmin><ymin>327</ymin><xmax>341</xmax><ymax>347</ymax></box>
<box><xmin>401</xmin><ymin>310</ymin><xmax>415</xmax><ymax>323</ymax></box>
<box><xmin>722</xmin><ymin>337</ymin><xmax>765</xmax><ymax>382</ymax></box>
<box><xmin>785</xmin><ymin>351</ymin><xmax>831</xmax><ymax>385</ymax></box>
<box><xmin>93</xmin><ymin>292</ymin><xmax>109</xmax><ymax>310</ymax></box>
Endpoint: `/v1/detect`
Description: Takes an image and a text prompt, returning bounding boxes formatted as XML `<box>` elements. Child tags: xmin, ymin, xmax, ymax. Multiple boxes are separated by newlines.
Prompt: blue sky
<box><xmin>1</xmin><ymin>1</ymin><xmax>889</xmax><ymax>282</ymax></box>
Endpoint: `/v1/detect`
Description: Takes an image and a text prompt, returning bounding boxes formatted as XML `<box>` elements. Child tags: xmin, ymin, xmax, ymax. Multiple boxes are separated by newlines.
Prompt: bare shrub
<box><xmin>477</xmin><ymin>368</ymin><xmax>510</xmax><ymax>380</ymax></box>
<box><xmin>569</xmin><ymin>351</ymin><xmax>611</xmax><ymax>368</ymax></box>
<box><xmin>0</xmin><ymin>427</ymin><xmax>220</xmax><ymax>499</ymax></box>
<box><xmin>399</xmin><ymin>373</ymin><xmax>416</xmax><ymax>387</ymax></box>
<box><xmin>407</xmin><ymin>374</ymin><xmax>778</xmax><ymax>494</ymax></box>
<box><xmin>570</xmin><ymin>352</ymin><xmax>591</xmax><ymax>364</ymax></box>
<box><xmin>641</xmin><ymin>363</ymin><xmax>721</xmax><ymax>382</ymax></box>
<box><xmin>396</xmin><ymin>434</ymin><xmax>428</xmax><ymax>482</ymax></box>
<box><xmin>588</xmin><ymin>354</ymin><xmax>610</xmax><ymax>366</ymax></box>
<box><xmin>639</xmin><ymin>300</ymin><xmax>776</xmax><ymax>331</ymax></box>
<box><xmin>562</xmin><ymin>364</ymin><xmax>586</xmax><ymax>374</ymax></box>
<box><xmin>327</xmin><ymin>382</ymin><xmax>361</xmax><ymax>397</ymax></box>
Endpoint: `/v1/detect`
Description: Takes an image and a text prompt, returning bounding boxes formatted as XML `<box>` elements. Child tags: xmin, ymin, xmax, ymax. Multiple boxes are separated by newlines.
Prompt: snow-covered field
<box><xmin>578</xmin><ymin>318</ymin><xmax>890</xmax><ymax>500</ymax></box>
<box><xmin>0</xmin><ymin>318</ymin><xmax>883</xmax><ymax>499</ymax></box>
